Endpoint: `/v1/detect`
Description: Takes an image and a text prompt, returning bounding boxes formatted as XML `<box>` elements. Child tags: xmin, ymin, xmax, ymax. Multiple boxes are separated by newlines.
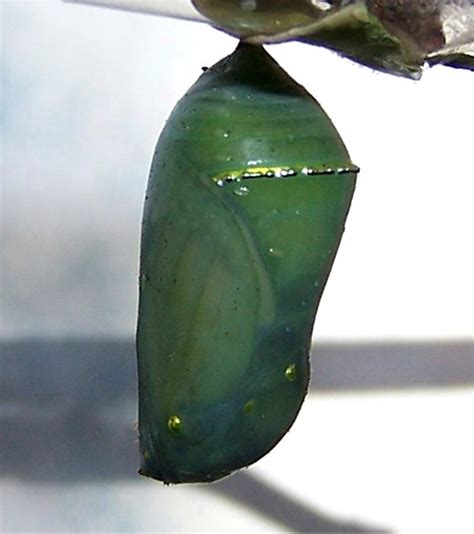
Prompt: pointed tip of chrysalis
<box><xmin>202</xmin><ymin>39</ymin><xmax>307</xmax><ymax>98</ymax></box>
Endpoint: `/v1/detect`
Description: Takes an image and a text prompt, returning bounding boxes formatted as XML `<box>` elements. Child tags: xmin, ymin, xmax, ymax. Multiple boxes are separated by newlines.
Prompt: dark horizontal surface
<box><xmin>1</xmin><ymin>338</ymin><xmax>472</xmax><ymax>404</ymax></box>
<box><xmin>309</xmin><ymin>339</ymin><xmax>473</xmax><ymax>391</ymax></box>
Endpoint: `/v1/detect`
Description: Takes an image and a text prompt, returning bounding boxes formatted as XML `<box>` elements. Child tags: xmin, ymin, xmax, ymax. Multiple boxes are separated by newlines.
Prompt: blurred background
<box><xmin>1</xmin><ymin>1</ymin><xmax>473</xmax><ymax>532</ymax></box>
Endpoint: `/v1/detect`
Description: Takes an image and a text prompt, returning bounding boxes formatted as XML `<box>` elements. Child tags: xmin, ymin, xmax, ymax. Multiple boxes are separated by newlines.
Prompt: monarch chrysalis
<box><xmin>137</xmin><ymin>42</ymin><xmax>358</xmax><ymax>484</ymax></box>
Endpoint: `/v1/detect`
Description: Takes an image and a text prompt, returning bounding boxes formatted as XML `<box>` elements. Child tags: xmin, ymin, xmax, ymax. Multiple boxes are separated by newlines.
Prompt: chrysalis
<box><xmin>137</xmin><ymin>42</ymin><xmax>358</xmax><ymax>484</ymax></box>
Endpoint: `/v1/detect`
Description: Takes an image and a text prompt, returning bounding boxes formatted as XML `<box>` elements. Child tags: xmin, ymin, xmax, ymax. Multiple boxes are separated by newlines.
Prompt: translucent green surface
<box><xmin>137</xmin><ymin>44</ymin><xmax>357</xmax><ymax>484</ymax></box>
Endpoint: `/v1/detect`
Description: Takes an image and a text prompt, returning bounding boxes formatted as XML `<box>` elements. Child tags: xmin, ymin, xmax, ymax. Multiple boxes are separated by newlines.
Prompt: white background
<box><xmin>2</xmin><ymin>0</ymin><xmax>473</xmax><ymax>340</ymax></box>
<box><xmin>1</xmin><ymin>2</ymin><xmax>473</xmax><ymax>533</ymax></box>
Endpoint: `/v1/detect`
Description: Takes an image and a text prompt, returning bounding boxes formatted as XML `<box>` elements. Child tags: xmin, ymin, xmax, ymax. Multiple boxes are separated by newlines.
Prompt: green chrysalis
<box><xmin>137</xmin><ymin>42</ymin><xmax>358</xmax><ymax>484</ymax></box>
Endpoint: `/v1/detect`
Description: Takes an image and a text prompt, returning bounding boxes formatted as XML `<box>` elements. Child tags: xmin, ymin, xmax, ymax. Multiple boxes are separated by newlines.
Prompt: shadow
<box><xmin>310</xmin><ymin>340</ymin><xmax>473</xmax><ymax>391</ymax></box>
<box><xmin>210</xmin><ymin>471</ymin><xmax>388</xmax><ymax>533</ymax></box>
<box><xmin>2</xmin><ymin>339</ymin><xmax>472</xmax><ymax>408</ymax></box>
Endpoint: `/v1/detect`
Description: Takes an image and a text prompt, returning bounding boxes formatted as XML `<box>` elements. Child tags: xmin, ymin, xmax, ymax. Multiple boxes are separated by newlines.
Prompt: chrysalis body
<box><xmin>137</xmin><ymin>43</ymin><xmax>358</xmax><ymax>484</ymax></box>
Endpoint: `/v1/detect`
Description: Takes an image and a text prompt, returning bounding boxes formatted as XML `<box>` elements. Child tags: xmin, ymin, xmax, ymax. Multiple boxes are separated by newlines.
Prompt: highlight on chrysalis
<box><xmin>136</xmin><ymin>41</ymin><xmax>359</xmax><ymax>484</ymax></box>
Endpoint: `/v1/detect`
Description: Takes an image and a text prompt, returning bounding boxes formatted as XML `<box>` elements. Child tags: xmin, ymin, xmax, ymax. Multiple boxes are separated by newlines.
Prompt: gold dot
<box><xmin>243</xmin><ymin>399</ymin><xmax>255</xmax><ymax>414</ymax></box>
<box><xmin>285</xmin><ymin>363</ymin><xmax>296</xmax><ymax>382</ymax></box>
<box><xmin>143</xmin><ymin>450</ymin><xmax>151</xmax><ymax>461</ymax></box>
<box><xmin>167</xmin><ymin>415</ymin><xmax>182</xmax><ymax>431</ymax></box>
